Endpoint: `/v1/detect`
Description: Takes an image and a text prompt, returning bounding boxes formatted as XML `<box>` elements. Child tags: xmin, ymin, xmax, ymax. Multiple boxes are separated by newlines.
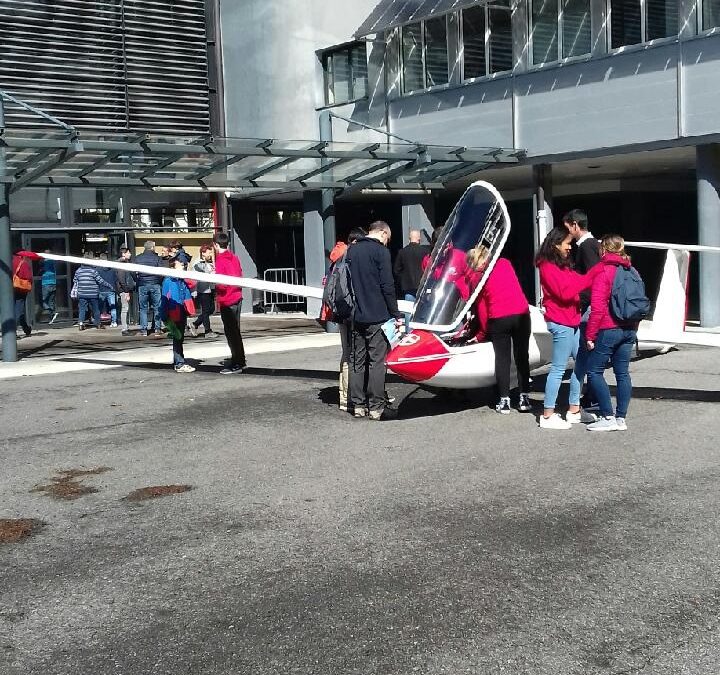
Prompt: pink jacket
<box><xmin>473</xmin><ymin>258</ymin><xmax>529</xmax><ymax>340</ymax></box>
<box><xmin>586</xmin><ymin>253</ymin><xmax>635</xmax><ymax>342</ymax></box>
<box><xmin>214</xmin><ymin>249</ymin><xmax>243</xmax><ymax>308</ymax></box>
<box><xmin>538</xmin><ymin>261</ymin><xmax>597</xmax><ymax>328</ymax></box>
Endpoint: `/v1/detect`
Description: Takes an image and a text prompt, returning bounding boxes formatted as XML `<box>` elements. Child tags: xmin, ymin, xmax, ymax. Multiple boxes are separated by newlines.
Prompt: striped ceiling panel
<box><xmin>0</xmin><ymin>0</ymin><xmax>210</xmax><ymax>134</ymax></box>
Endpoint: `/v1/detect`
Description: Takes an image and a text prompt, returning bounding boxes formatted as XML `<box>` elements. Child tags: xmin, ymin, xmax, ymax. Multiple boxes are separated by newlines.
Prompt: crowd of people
<box><xmin>328</xmin><ymin>209</ymin><xmax>642</xmax><ymax>431</ymax></box>
<box><xmin>9</xmin><ymin>233</ymin><xmax>247</xmax><ymax>376</ymax></box>
<box><xmin>10</xmin><ymin>209</ymin><xmax>642</xmax><ymax>426</ymax></box>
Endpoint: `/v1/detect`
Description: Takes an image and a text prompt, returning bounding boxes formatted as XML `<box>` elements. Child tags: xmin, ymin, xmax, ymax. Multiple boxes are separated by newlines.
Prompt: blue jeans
<box><xmin>138</xmin><ymin>284</ymin><xmax>162</xmax><ymax>331</ymax></box>
<box><xmin>99</xmin><ymin>291</ymin><xmax>117</xmax><ymax>325</ymax></box>
<box><xmin>78</xmin><ymin>297</ymin><xmax>100</xmax><ymax>327</ymax></box>
<box><xmin>574</xmin><ymin>320</ymin><xmax>590</xmax><ymax>394</ymax></box>
<box><xmin>587</xmin><ymin>328</ymin><xmax>637</xmax><ymax>418</ymax></box>
<box><xmin>42</xmin><ymin>285</ymin><xmax>56</xmax><ymax>314</ymax></box>
<box><xmin>544</xmin><ymin>321</ymin><xmax>581</xmax><ymax>409</ymax></box>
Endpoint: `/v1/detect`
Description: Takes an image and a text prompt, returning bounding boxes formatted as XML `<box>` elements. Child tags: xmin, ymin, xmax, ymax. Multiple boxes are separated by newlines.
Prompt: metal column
<box><xmin>318</xmin><ymin>110</ymin><xmax>338</xmax><ymax>331</ymax></box>
<box><xmin>533</xmin><ymin>164</ymin><xmax>553</xmax><ymax>305</ymax></box>
<box><xmin>0</xmin><ymin>97</ymin><xmax>18</xmax><ymax>362</ymax></box>
<box><xmin>697</xmin><ymin>144</ymin><xmax>720</xmax><ymax>327</ymax></box>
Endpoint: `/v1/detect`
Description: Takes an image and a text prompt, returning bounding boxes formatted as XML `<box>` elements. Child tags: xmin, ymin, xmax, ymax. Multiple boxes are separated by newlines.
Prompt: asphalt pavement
<box><xmin>1</xmin><ymin>336</ymin><xmax>720</xmax><ymax>674</ymax></box>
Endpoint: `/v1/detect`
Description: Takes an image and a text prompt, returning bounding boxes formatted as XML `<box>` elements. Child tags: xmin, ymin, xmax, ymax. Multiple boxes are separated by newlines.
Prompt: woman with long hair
<box><xmin>536</xmin><ymin>226</ymin><xmax>599</xmax><ymax>429</ymax></box>
<box><xmin>584</xmin><ymin>235</ymin><xmax>641</xmax><ymax>431</ymax></box>
<box><xmin>465</xmin><ymin>245</ymin><xmax>532</xmax><ymax>414</ymax></box>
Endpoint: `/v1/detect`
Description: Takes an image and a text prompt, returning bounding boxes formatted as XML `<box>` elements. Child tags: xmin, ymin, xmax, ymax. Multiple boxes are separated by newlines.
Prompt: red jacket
<box><xmin>538</xmin><ymin>261</ymin><xmax>597</xmax><ymax>328</ymax></box>
<box><xmin>473</xmin><ymin>258</ymin><xmax>529</xmax><ymax>340</ymax></box>
<box><xmin>214</xmin><ymin>249</ymin><xmax>243</xmax><ymax>308</ymax></box>
<box><xmin>12</xmin><ymin>255</ymin><xmax>33</xmax><ymax>294</ymax></box>
<box><xmin>586</xmin><ymin>253</ymin><xmax>636</xmax><ymax>342</ymax></box>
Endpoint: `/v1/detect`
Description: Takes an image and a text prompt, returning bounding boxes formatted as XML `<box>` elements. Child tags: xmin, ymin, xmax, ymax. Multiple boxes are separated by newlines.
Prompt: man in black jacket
<box><xmin>563</xmin><ymin>209</ymin><xmax>601</xmax><ymax>313</ymax></box>
<box><xmin>564</xmin><ymin>209</ymin><xmax>601</xmax><ymax>414</ymax></box>
<box><xmin>134</xmin><ymin>240</ymin><xmax>164</xmax><ymax>336</ymax></box>
<box><xmin>346</xmin><ymin>221</ymin><xmax>403</xmax><ymax>420</ymax></box>
<box><xmin>393</xmin><ymin>229</ymin><xmax>429</xmax><ymax>304</ymax></box>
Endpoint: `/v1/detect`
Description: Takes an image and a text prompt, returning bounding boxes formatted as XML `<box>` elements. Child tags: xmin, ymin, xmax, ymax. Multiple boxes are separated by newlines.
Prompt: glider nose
<box><xmin>386</xmin><ymin>330</ymin><xmax>450</xmax><ymax>383</ymax></box>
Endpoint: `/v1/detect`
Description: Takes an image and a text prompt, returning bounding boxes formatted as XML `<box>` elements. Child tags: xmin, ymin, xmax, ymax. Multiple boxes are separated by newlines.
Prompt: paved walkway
<box><xmin>0</xmin><ymin>314</ymin><xmax>339</xmax><ymax>380</ymax></box>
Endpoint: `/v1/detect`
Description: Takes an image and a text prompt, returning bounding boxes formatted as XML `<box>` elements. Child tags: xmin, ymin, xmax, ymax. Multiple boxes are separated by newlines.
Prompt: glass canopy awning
<box><xmin>0</xmin><ymin>129</ymin><xmax>524</xmax><ymax>197</ymax></box>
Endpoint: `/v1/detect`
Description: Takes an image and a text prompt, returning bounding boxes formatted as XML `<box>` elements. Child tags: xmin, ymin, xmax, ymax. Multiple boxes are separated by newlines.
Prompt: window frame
<box><xmin>399</xmin><ymin>15</ymin><xmax>451</xmax><ymax>94</ymax></box>
<box><xmin>460</xmin><ymin>2</ymin><xmax>514</xmax><ymax>82</ymax></box>
<box><xmin>606</xmin><ymin>0</ymin><xmax>680</xmax><ymax>51</ymax></box>
<box><xmin>528</xmin><ymin>0</ymin><xmax>593</xmax><ymax>67</ymax></box>
<box><xmin>322</xmin><ymin>41</ymin><xmax>369</xmax><ymax>107</ymax></box>
<box><xmin>698</xmin><ymin>0</ymin><xmax>720</xmax><ymax>32</ymax></box>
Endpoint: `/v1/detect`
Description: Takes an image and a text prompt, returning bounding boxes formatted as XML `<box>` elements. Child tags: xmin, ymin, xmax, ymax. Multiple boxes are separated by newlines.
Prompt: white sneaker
<box><xmin>587</xmin><ymin>416</ymin><xmax>619</xmax><ymax>432</ymax></box>
<box><xmin>174</xmin><ymin>363</ymin><xmax>196</xmax><ymax>373</ymax></box>
<box><xmin>615</xmin><ymin>417</ymin><xmax>627</xmax><ymax>431</ymax></box>
<box><xmin>110</xmin><ymin>322</ymin><xmax>118</xmax><ymax>328</ymax></box>
<box><xmin>566</xmin><ymin>409</ymin><xmax>598</xmax><ymax>424</ymax></box>
<box><xmin>539</xmin><ymin>413</ymin><xmax>572</xmax><ymax>430</ymax></box>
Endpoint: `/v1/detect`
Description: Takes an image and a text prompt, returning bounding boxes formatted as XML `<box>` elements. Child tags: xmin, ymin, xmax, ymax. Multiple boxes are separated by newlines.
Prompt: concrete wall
<box><xmin>220</xmin><ymin>0</ymin><xmax>382</xmax><ymax>142</ymax></box>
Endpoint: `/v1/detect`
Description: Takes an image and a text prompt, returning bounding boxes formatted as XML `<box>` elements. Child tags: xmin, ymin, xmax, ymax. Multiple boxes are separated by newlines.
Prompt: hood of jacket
<box><xmin>601</xmin><ymin>252</ymin><xmax>632</xmax><ymax>268</ymax></box>
<box><xmin>329</xmin><ymin>241</ymin><xmax>348</xmax><ymax>264</ymax></box>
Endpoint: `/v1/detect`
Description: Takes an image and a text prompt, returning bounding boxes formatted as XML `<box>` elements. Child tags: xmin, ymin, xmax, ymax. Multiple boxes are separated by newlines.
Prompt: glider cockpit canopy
<box><xmin>410</xmin><ymin>181</ymin><xmax>511</xmax><ymax>334</ymax></box>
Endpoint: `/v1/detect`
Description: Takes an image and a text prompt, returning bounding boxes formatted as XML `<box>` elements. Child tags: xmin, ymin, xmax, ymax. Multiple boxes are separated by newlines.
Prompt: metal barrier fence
<box><xmin>262</xmin><ymin>268</ymin><xmax>306</xmax><ymax>313</ymax></box>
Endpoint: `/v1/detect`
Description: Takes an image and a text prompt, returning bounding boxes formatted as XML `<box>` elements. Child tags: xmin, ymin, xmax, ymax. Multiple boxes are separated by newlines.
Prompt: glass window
<box><xmin>703</xmin><ymin>0</ymin><xmax>720</xmax><ymax>28</ymax></box>
<box><xmin>351</xmin><ymin>47</ymin><xmax>369</xmax><ymax>99</ymax></box>
<box><xmin>611</xmin><ymin>0</ymin><xmax>642</xmax><ymax>48</ymax></box>
<box><xmin>646</xmin><ymin>0</ymin><xmax>678</xmax><ymax>39</ymax></box>
<box><xmin>424</xmin><ymin>16</ymin><xmax>449</xmax><ymax>87</ymax></box>
<box><xmin>489</xmin><ymin>6</ymin><xmax>513</xmax><ymax>72</ymax></box>
<box><xmin>9</xmin><ymin>188</ymin><xmax>62</xmax><ymax>223</ymax></box>
<box><xmin>562</xmin><ymin>0</ymin><xmax>592</xmax><ymax>57</ymax></box>
<box><xmin>462</xmin><ymin>6</ymin><xmax>487</xmax><ymax>79</ymax></box>
<box><xmin>329</xmin><ymin>51</ymin><xmax>351</xmax><ymax>105</ymax></box>
<box><xmin>323</xmin><ymin>43</ymin><xmax>368</xmax><ymax>106</ymax></box>
<box><xmin>531</xmin><ymin>0</ymin><xmax>560</xmax><ymax>64</ymax></box>
<box><xmin>401</xmin><ymin>22</ymin><xmax>425</xmax><ymax>92</ymax></box>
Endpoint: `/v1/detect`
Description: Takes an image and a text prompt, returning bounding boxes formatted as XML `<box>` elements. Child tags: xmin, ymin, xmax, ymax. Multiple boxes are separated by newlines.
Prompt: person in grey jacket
<box><xmin>73</xmin><ymin>253</ymin><xmax>114</xmax><ymax>331</ymax></box>
<box><xmin>190</xmin><ymin>243</ymin><xmax>217</xmax><ymax>337</ymax></box>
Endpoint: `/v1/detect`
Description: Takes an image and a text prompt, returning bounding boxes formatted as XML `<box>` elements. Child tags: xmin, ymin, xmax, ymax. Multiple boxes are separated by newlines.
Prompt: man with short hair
<box><xmin>116</xmin><ymin>246</ymin><xmax>136</xmax><ymax>336</ymax></box>
<box><xmin>564</xmin><ymin>208</ymin><xmax>602</xmax><ymax>417</ymax></box>
<box><xmin>393</xmin><ymin>229</ymin><xmax>429</xmax><ymax>304</ymax></box>
<box><xmin>346</xmin><ymin>221</ymin><xmax>403</xmax><ymax>420</ymax></box>
<box><xmin>135</xmin><ymin>240</ymin><xmax>164</xmax><ymax>336</ymax></box>
<box><xmin>564</xmin><ymin>209</ymin><xmax>601</xmax><ymax>310</ymax></box>
<box><xmin>213</xmin><ymin>231</ymin><xmax>247</xmax><ymax>374</ymax></box>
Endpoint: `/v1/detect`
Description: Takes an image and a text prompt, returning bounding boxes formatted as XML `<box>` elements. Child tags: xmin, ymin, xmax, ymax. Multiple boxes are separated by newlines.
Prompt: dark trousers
<box><xmin>173</xmin><ymin>317</ymin><xmax>187</xmax><ymax>366</ymax></box>
<box><xmin>349</xmin><ymin>322</ymin><xmax>389</xmax><ymax>413</ymax></box>
<box><xmin>487</xmin><ymin>311</ymin><xmax>531</xmax><ymax>398</ymax></box>
<box><xmin>193</xmin><ymin>292</ymin><xmax>215</xmax><ymax>333</ymax></box>
<box><xmin>220</xmin><ymin>302</ymin><xmax>246</xmax><ymax>367</ymax></box>
<box><xmin>14</xmin><ymin>293</ymin><xmax>31</xmax><ymax>335</ymax></box>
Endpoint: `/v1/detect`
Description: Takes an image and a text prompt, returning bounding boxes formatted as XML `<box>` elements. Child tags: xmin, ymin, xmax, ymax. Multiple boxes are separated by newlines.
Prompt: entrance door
<box><xmin>21</xmin><ymin>233</ymin><xmax>72</xmax><ymax>324</ymax></box>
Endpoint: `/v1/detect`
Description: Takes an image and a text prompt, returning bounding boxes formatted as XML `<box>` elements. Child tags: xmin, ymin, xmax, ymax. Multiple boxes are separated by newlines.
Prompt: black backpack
<box><xmin>610</xmin><ymin>265</ymin><xmax>650</xmax><ymax>322</ymax></box>
<box><xmin>321</xmin><ymin>254</ymin><xmax>355</xmax><ymax>322</ymax></box>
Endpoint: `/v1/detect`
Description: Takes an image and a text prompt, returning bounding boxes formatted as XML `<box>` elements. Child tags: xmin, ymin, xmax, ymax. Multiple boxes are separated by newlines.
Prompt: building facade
<box><xmin>219</xmin><ymin>0</ymin><xmax>720</xmax><ymax>324</ymax></box>
<box><xmin>0</xmin><ymin>0</ymin><xmax>220</xmax><ymax>321</ymax></box>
